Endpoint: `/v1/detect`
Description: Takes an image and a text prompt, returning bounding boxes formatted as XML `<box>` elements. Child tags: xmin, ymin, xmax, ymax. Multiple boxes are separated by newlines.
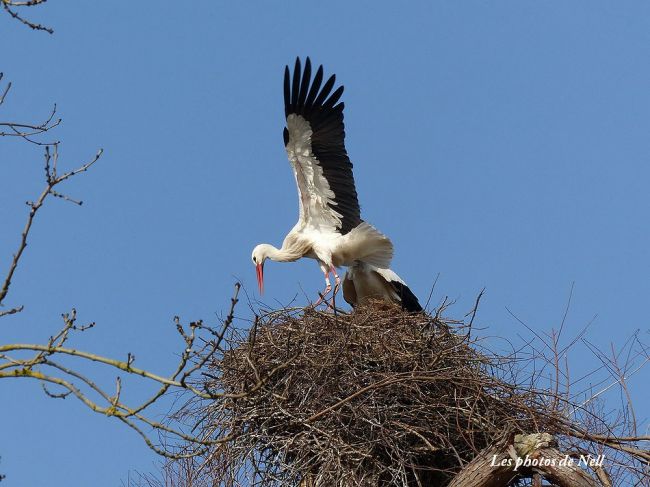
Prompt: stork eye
<box><xmin>253</xmin><ymin>256</ymin><xmax>257</xmax><ymax>263</ymax></box>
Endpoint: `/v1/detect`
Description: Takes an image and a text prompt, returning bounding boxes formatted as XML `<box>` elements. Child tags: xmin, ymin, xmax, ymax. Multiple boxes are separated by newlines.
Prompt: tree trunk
<box><xmin>448</xmin><ymin>433</ymin><xmax>601</xmax><ymax>487</ymax></box>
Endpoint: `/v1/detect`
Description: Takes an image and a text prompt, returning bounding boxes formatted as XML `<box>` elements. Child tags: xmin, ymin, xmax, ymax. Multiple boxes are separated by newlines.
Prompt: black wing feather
<box><xmin>297</xmin><ymin>58</ymin><xmax>311</xmax><ymax>112</ymax></box>
<box><xmin>291</xmin><ymin>58</ymin><xmax>301</xmax><ymax>108</ymax></box>
<box><xmin>313</xmin><ymin>74</ymin><xmax>336</xmax><ymax>108</ymax></box>
<box><xmin>283</xmin><ymin>57</ymin><xmax>361</xmax><ymax>234</ymax></box>
<box><xmin>389</xmin><ymin>281</ymin><xmax>423</xmax><ymax>313</ymax></box>
<box><xmin>283</xmin><ymin>66</ymin><xmax>291</xmax><ymax>118</ymax></box>
<box><xmin>305</xmin><ymin>65</ymin><xmax>323</xmax><ymax>108</ymax></box>
<box><xmin>322</xmin><ymin>85</ymin><xmax>344</xmax><ymax>111</ymax></box>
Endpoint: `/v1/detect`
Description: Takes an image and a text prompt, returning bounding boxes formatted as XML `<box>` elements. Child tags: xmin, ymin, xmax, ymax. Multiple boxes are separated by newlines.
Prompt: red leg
<box><xmin>313</xmin><ymin>267</ymin><xmax>332</xmax><ymax>306</ymax></box>
<box><xmin>331</xmin><ymin>265</ymin><xmax>341</xmax><ymax>296</ymax></box>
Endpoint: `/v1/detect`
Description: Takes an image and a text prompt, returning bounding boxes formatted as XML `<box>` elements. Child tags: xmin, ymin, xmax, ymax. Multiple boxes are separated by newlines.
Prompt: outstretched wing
<box><xmin>283</xmin><ymin>57</ymin><xmax>362</xmax><ymax>235</ymax></box>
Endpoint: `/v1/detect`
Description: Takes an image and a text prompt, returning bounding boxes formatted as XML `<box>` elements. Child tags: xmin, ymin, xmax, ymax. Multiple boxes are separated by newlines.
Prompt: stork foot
<box><xmin>313</xmin><ymin>284</ymin><xmax>332</xmax><ymax>307</ymax></box>
<box><xmin>314</xmin><ymin>285</ymin><xmax>341</xmax><ymax>312</ymax></box>
<box><xmin>312</xmin><ymin>265</ymin><xmax>341</xmax><ymax>310</ymax></box>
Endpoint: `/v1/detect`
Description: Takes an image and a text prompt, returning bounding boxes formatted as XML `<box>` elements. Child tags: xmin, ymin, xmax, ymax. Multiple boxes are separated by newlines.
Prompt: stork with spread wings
<box><xmin>251</xmin><ymin>58</ymin><xmax>421</xmax><ymax>312</ymax></box>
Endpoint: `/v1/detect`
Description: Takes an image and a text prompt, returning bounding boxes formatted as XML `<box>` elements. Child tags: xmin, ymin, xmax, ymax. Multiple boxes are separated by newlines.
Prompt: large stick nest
<box><xmin>197</xmin><ymin>303</ymin><xmax>566</xmax><ymax>486</ymax></box>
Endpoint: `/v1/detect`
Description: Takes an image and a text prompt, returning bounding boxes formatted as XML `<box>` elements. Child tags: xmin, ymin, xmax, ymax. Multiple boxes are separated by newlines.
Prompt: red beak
<box><xmin>256</xmin><ymin>263</ymin><xmax>264</xmax><ymax>295</ymax></box>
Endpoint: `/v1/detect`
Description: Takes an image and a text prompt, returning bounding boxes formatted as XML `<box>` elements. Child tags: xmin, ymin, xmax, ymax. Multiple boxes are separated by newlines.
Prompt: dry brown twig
<box><xmin>1</xmin><ymin>0</ymin><xmax>53</xmax><ymax>34</ymax></box>
<box><xmin>0</xmin><ymin>142</ymin><xmax>102</xmax><ymax>314</ymax></box>
<box><xmin>0</xmin><ymin>72</ymin><xmax>61</xmax><ymax>144</ymax></box>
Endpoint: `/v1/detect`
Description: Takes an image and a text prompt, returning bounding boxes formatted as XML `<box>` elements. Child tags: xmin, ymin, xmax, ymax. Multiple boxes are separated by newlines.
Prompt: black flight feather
<box><xmin>305</xmin><ymin>65</ymin><xmax>323</xmax><ymax>108</ymax></box>
<box><xmin>283</xmin><ymin>57</ymin><xmax>362</xmax><ymax>235</ymax></box>
<box><xmin>291</xmin><ymin>58</ymin><xmax>301</xmax><ymax>109</ymax></box>
<box><xmin>390</xmin><ymin>281</ymin><xmax>423</xmax><ymax>313</ymax></box>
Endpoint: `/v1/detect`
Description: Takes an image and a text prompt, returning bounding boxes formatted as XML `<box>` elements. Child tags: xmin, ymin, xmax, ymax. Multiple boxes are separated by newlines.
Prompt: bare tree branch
<box><xmin>1</xmin><ymin>0</ymin><xmax>53</xmax><ymax>34</ymax></box>
<box><xmin>0</xmin><ymin>145</ymin><xmax>103</xmax><ymax>311</ymax></box>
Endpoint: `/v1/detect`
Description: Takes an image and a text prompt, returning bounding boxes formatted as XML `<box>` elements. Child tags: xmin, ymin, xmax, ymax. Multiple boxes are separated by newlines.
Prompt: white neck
<box><xmin>262</xmin><ymin>244</ymin><xmax>301</xmax><ymax>263</ymax></box>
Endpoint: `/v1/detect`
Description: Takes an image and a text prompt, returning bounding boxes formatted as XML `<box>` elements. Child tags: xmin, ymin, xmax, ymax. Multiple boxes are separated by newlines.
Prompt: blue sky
<box><xmin>2</xmin><ymin>2</ymin><xmax>649</xmax><ymax>485</ymax></box>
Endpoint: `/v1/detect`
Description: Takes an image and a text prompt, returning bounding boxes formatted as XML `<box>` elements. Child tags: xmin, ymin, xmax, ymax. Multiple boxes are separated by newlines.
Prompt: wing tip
<box><xmin>285</xmin><ymin>57</ymin><xmax>346</xmax><ymax>116</ymax></box>
<box><xmin>396</xmin><ymin>282</ymin><xmax>423</xmax><ymax>313</ymax></box>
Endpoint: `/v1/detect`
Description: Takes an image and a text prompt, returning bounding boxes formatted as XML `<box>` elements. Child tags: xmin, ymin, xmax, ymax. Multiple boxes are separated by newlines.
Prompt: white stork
<box><xmin>343</xmin><ymin>261</ymin><xmax>423</xmax><ymax>312</ymax></box>
<box><xmin>251</xmin><ymin>57</ymin><xmax>419</xmax><ymax>310</ymax></box>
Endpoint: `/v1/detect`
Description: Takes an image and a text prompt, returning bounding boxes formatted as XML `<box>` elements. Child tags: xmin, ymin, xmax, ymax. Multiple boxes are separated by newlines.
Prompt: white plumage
<box><xmin>343</xmin><ymin>261</ymin><xmax>422</xmax><ymax>312</ymax></box>
<box><xmin>251</xmin><ymin>57</ymin><xmax>420</xmax><ymax>311</ymax></box>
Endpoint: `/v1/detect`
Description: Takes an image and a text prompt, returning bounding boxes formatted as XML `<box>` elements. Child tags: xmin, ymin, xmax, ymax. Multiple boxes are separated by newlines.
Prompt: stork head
<box><xmin>251</xmin><ymin>244</ymin><xmax>271</xmax><ymax>295</ymax></box>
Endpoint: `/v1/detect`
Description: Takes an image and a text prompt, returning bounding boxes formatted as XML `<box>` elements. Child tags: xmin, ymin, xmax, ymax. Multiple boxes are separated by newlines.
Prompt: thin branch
<box><xmin>0</xmin><ymin>145</ymin><xmax>103</xmax><ymax>310</ymax></box>
<box><xmin>1</xmin><ymin>0</ymin><xmax>53</xmax><ymax>34</ymax></box>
